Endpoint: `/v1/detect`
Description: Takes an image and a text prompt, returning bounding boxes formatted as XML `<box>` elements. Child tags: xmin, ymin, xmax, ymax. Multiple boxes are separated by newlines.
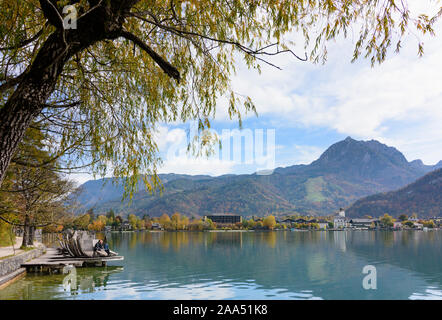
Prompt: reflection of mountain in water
<box><xmin>1</xmin><ymin>232</ymin><xmax>441</xmax><ymax>300</ymax></box>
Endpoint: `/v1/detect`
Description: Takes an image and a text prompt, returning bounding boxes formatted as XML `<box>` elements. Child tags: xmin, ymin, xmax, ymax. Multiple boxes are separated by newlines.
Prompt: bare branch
<box><xmin>129</xmin><ymin>12</ymin><xmax>307</xmax><ymax>69</ymax></box>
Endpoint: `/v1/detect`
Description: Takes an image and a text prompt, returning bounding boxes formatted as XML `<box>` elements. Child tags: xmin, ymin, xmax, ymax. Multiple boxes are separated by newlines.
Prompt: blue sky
<box><xmin>71</xmin><ymin>3</ymin><xmax>442</xmax><ymax>184</ymax></box>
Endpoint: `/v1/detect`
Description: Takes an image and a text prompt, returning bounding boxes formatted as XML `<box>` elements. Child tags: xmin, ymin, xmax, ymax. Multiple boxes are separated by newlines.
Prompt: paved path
<box><xmin>0</xmin><ymin>237</ymin><xmax>23</xmax><ymax>258</ymax></box>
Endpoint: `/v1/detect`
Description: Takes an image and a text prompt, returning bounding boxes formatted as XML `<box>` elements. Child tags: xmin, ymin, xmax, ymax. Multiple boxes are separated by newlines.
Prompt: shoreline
<box><xmin>107</xmin><ymin>228</ymin><xmax>441</xmax><ymax>233</ymax></box>
<box><xmin>0</xmin><ymin>243</ymin><xmax>46</xmax><ymax>290</ymax></box>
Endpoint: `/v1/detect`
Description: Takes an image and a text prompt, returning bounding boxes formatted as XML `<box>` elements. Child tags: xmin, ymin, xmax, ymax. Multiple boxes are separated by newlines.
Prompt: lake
<box><xmin>1</xmin><ymin>230</ymin><xmax>442</xmax><ymax>300</ymax></box>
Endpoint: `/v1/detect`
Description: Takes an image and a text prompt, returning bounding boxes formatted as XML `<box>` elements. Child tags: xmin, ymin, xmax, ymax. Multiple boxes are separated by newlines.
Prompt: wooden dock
<box><xmin>22</xmin><ymin>248</ymin><xmax>124</xmax><ymax>273</ymax></box>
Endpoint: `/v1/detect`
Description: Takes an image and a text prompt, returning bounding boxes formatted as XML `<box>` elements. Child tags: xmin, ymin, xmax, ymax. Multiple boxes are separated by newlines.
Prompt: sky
<box><xmin>71</xmin><ymin>3</ymin><xmax>442</xmax><ymax>185</ymax></box>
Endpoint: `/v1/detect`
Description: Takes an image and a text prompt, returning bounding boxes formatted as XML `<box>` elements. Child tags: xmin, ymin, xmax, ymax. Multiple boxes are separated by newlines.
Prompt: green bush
<box><xmin>0</xmin><ymin>221</ymin><xmax>15</xmax><ymax>247</ymax></box>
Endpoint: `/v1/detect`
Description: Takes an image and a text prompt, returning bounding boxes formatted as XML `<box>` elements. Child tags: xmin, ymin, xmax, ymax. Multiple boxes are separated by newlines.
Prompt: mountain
<box><xmin>74</xmin><ymin>137</ymin><xmax>440</xmax><ymax>217</ymax></box>
<box><xmin>75</xmin><ymin>173</ymin><xmax>213</xmax><ymax>209</ymax></box>
<box><xmin>410</xmin><ymin>159</ymin><xmax>442</xmax><ymax>172</ymax></box>
<box><xmin>346</xmin><ymin>168</ymin><xmax>442</xmax><ymax>218</ymax></box>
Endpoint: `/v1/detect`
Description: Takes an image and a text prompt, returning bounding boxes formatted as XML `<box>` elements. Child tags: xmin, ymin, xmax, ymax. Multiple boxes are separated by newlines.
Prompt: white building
<box><xmin>338</xmin><ymin>208</ymin><xmax>346</xmax><ymax>217</ymax></box>
<box><xmin>333</xmin><ymin>208</ymin><xmax>349</xmax><ymax>228</ymax></box>
<box><xmin>333</xmin><ymin>216</ymin><xmax>348</xmax><ymax>229</ymax></box>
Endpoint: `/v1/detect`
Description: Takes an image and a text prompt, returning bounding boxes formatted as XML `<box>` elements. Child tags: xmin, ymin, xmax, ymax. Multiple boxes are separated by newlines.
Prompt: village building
<box><xmin>151</xmin><ymin>223</ymin><xmax>162</xmax><ymax>230</ymax></box>
<box><xmin>205</xmin><ymin>214</ymin><xmax>242</xmax><ymax>225</ymax></box>
<box><xmin>317</xmin><ymin>221</ymin><xmax>328</xmax><ymax>230</ymax></box>
<box><xmin>119</xmin><ymin>221</ymin><xmax>132</xmax><ymax>231</ymax></box>
<box><xmin>349</xmin><ymin>218</ymin><xmax>379</xmax><ymax>229</ymax></box>
<box><xmin>333</xmin><ymin>209</ymin><xmax>350</xmax><ymax>229</ymax></box>
<box><xmin>333</xmin><ymin>216</ymin><xmax>349</xmax><ymax>229</ymax></box>
<box><xmin>393</xmin><ymin>221</ymin><xmax>403</xmax><ymax>229</ymax></box>
<box><xmin>413</xmin><ymin>222</ymin><xmax>423</xmax><ymax>230</ymax></box>
<box><xmin>280</xmin><ymin>218</ymin><xmax>296</xmax><ymax>227</ymax></box>
<box><xmin>338</xmin><ymin>208</ymin><xmax>346</xmax><ymax>217</ymax></box>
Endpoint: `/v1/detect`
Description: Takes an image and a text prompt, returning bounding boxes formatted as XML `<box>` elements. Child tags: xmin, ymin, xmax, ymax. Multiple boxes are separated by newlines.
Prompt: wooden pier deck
<box><xmin>22</xmin><ymin>248</ymin><xmax>124</xmax><ymax>273</ymax></box>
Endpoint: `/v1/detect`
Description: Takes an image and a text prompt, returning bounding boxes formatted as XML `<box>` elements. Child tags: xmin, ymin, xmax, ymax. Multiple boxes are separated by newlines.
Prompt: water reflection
<box><xmin>1</xmin><ymin>231</ymin><xmax>441</xmax><ymax>300</ymax></box>
<box><xmin>0</xmin><ymin>266</ymin><xmax>123</xmax><ymax>300</ymax></box>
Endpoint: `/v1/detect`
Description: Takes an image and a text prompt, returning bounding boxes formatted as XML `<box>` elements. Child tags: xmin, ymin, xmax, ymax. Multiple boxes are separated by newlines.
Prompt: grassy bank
<box><xmin>0</xmin><ymin>221</ymin><xmax>15</xmax><ymax>248</ymax></box>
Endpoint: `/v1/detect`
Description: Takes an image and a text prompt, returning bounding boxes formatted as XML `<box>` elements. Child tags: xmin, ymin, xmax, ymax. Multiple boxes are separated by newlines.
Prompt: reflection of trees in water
<box><xmin>108</xmin><ymin>232</ymin><xmax>123</xmax><ymax>248</ymax></box>
<box><xmin>0</xmin><ymin>266</ymin><xmax>124</xmax><ymax>299</ymax></box>
<box><xmin>118</xmin><ymin>231</ymin><xmax>442</xmax><ymax>296</ymax></box>
<box><xmin>122</xmin><ymin>231</ymin><xmax>347</xmax><ymax>291</ymax></box>
<box><xmin>74</xmin><ymin>267</ymin><xmax>124</xmax><ymax>293</ymax></box>
<box><xmin>4</xmin><ymin>231</ymin><xmax>441</xmax><ymax>299</ymax></box>
<box><xmin>84</xmin><ymin>230</ymin><xmax>442</xmax><ymax>299</ymax></box>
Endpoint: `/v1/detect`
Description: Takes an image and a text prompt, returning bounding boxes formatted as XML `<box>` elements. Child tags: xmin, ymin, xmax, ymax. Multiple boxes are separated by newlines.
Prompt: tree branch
<box><xmin>0</xmin><ymin>73</ymin><xmax>28</xmax><ymax>94</ymax></box>
<box><xmin>120</xmin><ymin>30</ymin><xmax>180</xmax><ymax>82</ymax></box>
<box><xmin>129</xmin><ymin>12</ymin><xmax>308</xmax><ymax>68</ymax></box>
<box><xmin>0</xmin><ymin>25</ymin><xmax>47</xmax><ymax>51</ymax></box>
<box><xmin>39</xmin><ymin>0</ymin><xmax>65</xmax><ymax>29</ymax></box>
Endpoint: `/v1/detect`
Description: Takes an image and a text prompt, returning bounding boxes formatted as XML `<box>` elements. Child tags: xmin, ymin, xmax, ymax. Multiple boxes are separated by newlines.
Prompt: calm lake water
<box><xmin>1</xmin><ymin>230</ymin><xmax>442</xmax><ymax>300</ymax></box>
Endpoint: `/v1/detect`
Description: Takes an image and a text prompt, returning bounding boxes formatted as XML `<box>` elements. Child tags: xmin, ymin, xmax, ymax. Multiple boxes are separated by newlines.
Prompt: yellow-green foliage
<box><xmin>263</xmin><ymin>215</ymin><xmax>276</xmax><ymax>230</ymax></box>
<box><xmin>1</xmin><ymin>1</ymin><xmax>440</xmax><ymax>196</ymax></box>
<box><xmin>0</xmin><ymin>220</ymin><xmax>14</xmax><ymax>247</ymax></box>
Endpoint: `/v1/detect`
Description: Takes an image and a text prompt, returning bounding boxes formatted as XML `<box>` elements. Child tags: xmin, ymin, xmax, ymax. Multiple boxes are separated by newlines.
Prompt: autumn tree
<box><xmin>380</xmin><ymin>213</ymin><xmax>394</xmax><ymax>228</ymax></box>
<box><xmin>263</xmin><ymin>215</ymin><xmax>276</xmax><ymax>230</ymax></box>
<box><xmin>204</xmin><ymin>218</ymin><xmax>216</xmax><ymax>230</ymax></box>
<box><xmin>171</xmin><ymin>212</ymin><xmax>182</xmax><ymax>230</ymax></box>
<box><xmin>73</xmin><ymin>213</ymin><xmax>90</xmax><ymax>230</ymax></box>
<box><xmin>181</xmin><ymin>215</ymin><xmax>189</xmax><ymax>230</ymax></box>
<box><xmin>0</xmin><ymin>127</ymin><xmax>74</xmax><ymax>247</ymax></box>
<box><xmin>0</xmin><ymin>1</ymin><xmax>440</xmax><ymax>194</ymax></box>
<box><xmin>136</xmin><ymin>218</ymin><xmax>146</xmax><ymax>230</ymax></box>
<box><xmin>398</xmin><ymin>214</ymin><xmax>408</xmax><ymax>221</ymax></box>
<box><xmin>115</xmin><ymin>215</ymin><xmax>123</xmax><ymax>227</ymax></box>
<box><xmin>88</xmin><ymin>219</ymin><xmax>105</xmax><ymax>231</ymax></box>
<box><xmin>86</xmin><ymin>208</ymin><xmax>95</xmax><ymax>223</ymax></box>
<box><xmin>159</xmin><ymin>213</ymin><xmax>171</xmax><ymax>229</ymax></box>
<box><xmin>128</xmin><ymin>213</ymin><xmax>138</xmax><ymax>229</ymax></box>
<box><xmin>423</xmin><ymin>220</ymin><xmax>435</xmax><ymax>228</ymax></box>
<box><xmin>404</xmin><ymin>221</ymin><xmax>414</xmax><ymax>228</ymax></box>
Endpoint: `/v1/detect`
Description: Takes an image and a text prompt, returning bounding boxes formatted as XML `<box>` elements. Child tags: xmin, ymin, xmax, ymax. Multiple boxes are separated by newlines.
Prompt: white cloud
<box><xmin>69</xmin><ymin>173</ymin><xmax>96</xmax><ymax>186</ymax></box>
<box><xmin>155</xmin><ymin>125</ymin><xmax>236</xmax><ymax>176</ymax></box>
<box><xmin>158</xmin><ymin>156</ymin><xmax>236</xmax><ymax>176</ymax></box>
<box><xmin>291</xmin><ymin>145</ymin><xmax>324</xmax><ymax>165</ymax></box>
<box><xmin>70</xmin><ymin>6</ymin><xmax>442</xmax><ymax>182</ymax></box>
<box><xmin>212</xmin><ymin>19</ymin><xmax>442</xmax><ymax>165</ymax></box>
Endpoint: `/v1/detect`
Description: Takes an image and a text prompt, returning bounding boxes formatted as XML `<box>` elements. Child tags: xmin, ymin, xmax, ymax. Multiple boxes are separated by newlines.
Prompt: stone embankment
<box><xmin>0</xmin><ymin>244</ymin><xmax>46</xmax><ymax>289</ymax></box>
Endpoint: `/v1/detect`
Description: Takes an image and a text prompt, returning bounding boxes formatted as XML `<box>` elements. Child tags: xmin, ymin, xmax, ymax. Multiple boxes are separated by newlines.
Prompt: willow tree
<box><xmin>0</xmin><ymin>0</ymin><xmax>441</xmax><ymax>193</ymax></box>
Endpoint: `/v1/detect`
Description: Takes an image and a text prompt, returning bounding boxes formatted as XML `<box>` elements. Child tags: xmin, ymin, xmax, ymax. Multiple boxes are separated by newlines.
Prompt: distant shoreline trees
<box><xmin>55</xmin><ymin>210</ymin><xmax>441</xmax><ymax>234</ymax></box>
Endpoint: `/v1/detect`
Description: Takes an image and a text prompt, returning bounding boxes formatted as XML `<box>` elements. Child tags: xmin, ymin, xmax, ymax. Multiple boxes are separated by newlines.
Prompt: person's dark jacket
<box><xmin>94</xmin><ymin>241</ymin><xmax>103</xmax><ymax>251</ymax></box>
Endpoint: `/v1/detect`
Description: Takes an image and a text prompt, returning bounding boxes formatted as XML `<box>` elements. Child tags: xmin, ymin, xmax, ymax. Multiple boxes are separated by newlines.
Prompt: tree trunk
<box><xmin>29</xmin><ymin>226</ymin><xmax>35</xmax><ymax>246</ymax></box>
<box><xmin>0</xmin><ymin>30</ymin><xmax>73</xmax><ymax>186</ymax></box>
<box><xmin>21</xmin><ymin>215</ymin><xmax>31</xmax><ymax>248</ymax></box>
<box><xmin>0</xmin><ymin>2</ymin><xmax>128</xmax><ymax>186</ymax></box>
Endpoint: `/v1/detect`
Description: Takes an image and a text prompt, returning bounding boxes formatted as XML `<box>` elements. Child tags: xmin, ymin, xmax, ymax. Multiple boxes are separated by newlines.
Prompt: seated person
<box><xmin>103</xmin><ymin>242</ymin><xmax>110</xmax><ymax>256</ymax></box>
<box><xmin>93</xmin><ymin>239</ymin><xmax>104</xmax><ymax>256</ymax></box>
<box><xmin>93</xmin><ymin>239</ymin><xmax>113</xmax><ymax>257</ymax></box>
